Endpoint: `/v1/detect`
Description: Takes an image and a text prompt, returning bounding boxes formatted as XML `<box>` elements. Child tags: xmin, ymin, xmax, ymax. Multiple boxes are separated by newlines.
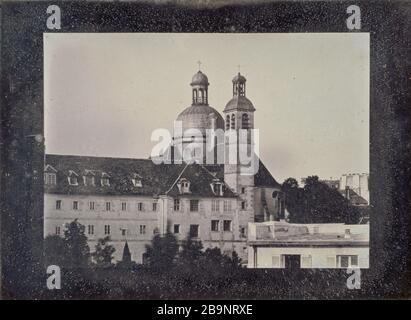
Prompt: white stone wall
<box><xmin>248</xmin><ymin>246</ymin><xmax>369</xmax><ymax>269</ymax></box>
<box><xmin>45</xmin><ymin>193</ymin><xmax>250</xmax><ymax>264</ymax></box>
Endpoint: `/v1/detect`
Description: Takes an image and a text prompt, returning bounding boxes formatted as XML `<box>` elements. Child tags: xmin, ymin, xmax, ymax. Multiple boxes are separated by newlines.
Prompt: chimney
<box><xmin>345</xmin><ymin>186</ymin><xmax>350</xmax><ymax>200</ymax></box>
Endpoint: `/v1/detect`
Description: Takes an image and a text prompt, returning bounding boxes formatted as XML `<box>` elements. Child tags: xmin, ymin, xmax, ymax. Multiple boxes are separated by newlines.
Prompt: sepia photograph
<box><xmin>43</xmin><ymin>32</ymin><xmax>369</xmax><ymax>272</ymax></box>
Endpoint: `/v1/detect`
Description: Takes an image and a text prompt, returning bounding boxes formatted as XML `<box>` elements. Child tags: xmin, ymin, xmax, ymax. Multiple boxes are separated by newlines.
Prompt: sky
<box><xmin>44</xmin><ymin>33</ymin><xmax>369</xmax><ymax>183</ymax></box>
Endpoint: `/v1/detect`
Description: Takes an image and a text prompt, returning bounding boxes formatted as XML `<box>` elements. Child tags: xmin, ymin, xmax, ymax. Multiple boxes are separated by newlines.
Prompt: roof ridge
<box><xmin>46</xmin><ymin>153</ymin><xmax>153</xmax><ymax>162</ymax></box>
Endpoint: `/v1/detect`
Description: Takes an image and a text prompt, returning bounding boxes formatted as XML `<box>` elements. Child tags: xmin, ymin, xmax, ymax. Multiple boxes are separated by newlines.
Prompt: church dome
<box><xmin>224</xmin><ymin>96</ymin><xmax>256</xmax><ymax>112</ymax></box>
<box><xmin>177</xmin><ymin>105</ymin><xmax>224</xmax><ymax>133</ymax></box>
<box><xmin>191</xmin><ymin>71</ymin><xmax>209</xmax><ymax>86</ymax></box>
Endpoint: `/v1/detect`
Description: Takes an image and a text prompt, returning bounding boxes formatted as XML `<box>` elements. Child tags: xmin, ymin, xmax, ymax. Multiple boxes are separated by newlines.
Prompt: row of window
<box><xmin>225</xmin><ymin>113</ymin><xmax>250</xmax><ymax>130</ymax></box>
<box><xmin>55</xmin><ymin>224</ymin><xmax>151</xmax><ymax>236</ymax></box>
<box><xmin>56</xmin><ymin>199</ymin><xmax>236</xmax><ymax>213</ymax></box>
<box><xmin>55</xmin><ymin>200</ymin><xmax>157</xmax><ymax>212</ymax></box>
<box><xmin>55</xmin><ymin>220</ymin><xmax>237</xmax><ymax>238</ymax></box>
<box><xmin>270</xmin><ymin>254</ymin><xmax>360</xmax><ymax>268</ymax></box>
<box><xmin>44</xmin><ymin>172</ymin><xmax>143</xmax><ymax>187</ymax></box>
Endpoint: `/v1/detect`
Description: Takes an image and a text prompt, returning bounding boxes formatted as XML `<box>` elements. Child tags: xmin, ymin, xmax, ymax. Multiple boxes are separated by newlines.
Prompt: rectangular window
<box><xmin>337</xmin><ymin>255</ymin><xmax>359</xmax><ymax>268</ymax></box>
<box><xmin>55</xmin><ymin>200</ymin><xmax>61</xmax><ymax>210</ymax></box>
<box><xmin>104</xmin><ymin>225</ymin><xmax>110</xmax><ymax>235</ymax></box>
<box><xmin>190</xmin><ymin>200</ymin><xmax>199</xmax><ymax>212</ymax></box>
<box><xmin>105</xmin><ymin>202</ymin><xmax>111</xmax><ymax>211</ymax></box>
<box><xmin>89</xmin><ymin>201</ymin><xmax>95</xmax><ymax>211</ymax></box>
<box><xmin>45</xmin><ymin>173</ymin><xmax>57</xmax><ymax>185</ymax></box>
<box><xmin>138</xmin><ymin>202</ymin><xmax>144</xmax><ymax>211</ymax></box>
<box><xmin>174</xmin><ymin>199</ymin><xmax>180</xmax><ymax>211</ymax></box>
<box><xmin>223</xmin><ymin>220</ymin><xmax>232</xmax><ymax>232</ymax></box>
<box><xmin>241</xmin><ymin>201</ymin><xmax>246</xmax><ymax>210</ymax></box>
<box><xmin>173</xmin><ymin>224</ymin><xmax>180</xmax><ymax>234</ymax></box>
<box><xmin>101</xmin><ymin>177</ymin><xmax>110</xmax><ymax>186</ymax></box>
<box><xmin>223</xmin><ymin>200</ymin><xmax>232</xmax><ymax>212</ymax></box>
<box><xmin>139</xmin><ymin>225</ymin><xmax>146</xmax><ymax>235</ymax></box>
<box><xmin>189</xmin><ymin>224</ymin><xmax>199</xmax><ymax>238</ymax></box>
<box><xmin>132</xmin><ymin>178</ymin><xmax>142</xmax><ymax>187</ymax></box>
<box><xmin>152</xmin><ymin>202</ymin><xmax>157</xmax><ymax>211</ymax></box>
<box><xmin>211</xmin><ymin>200</ymin><xmax>220</xmax><ymax>212</ymax></box>
<box><xmin>88</xmin><ymin>225</ymin><xmax>94</xmax><ymax>235</ymax></box>
<box><xmin>240</xmin><ymin>226</ymin><xmax>246</xmax><ymax>238</ymax></box>
<box><xmin>121</xmin><ymin>202</ymin><xmax>127</xmax><ymax>211</ymax></box>
<box><xmin>241</xmin><ymin>187</ymin><xmax>245</xmax><ymax>194</ymax></box>
<box><xmin>55</xmin><ymin>226</ymin><xmax>61</xmax><ymax>235</ymax></box>
<box><xmin>68</xmin><ymin>176</ymin><xmax>78</xmax><ymax>186</ymax></box>
<box><xmin>73</xmin><ymin>201</ymin><xmax>78</xmax><ymax>210</ymax></box>
<box><xmin>121</xmin><ymin>229</ymin><xmax>126</xmax><ymax>236</ymax></box>
<box><xmin>84</xmin><ymin>176</ymin><xmax>95</xmax><ymax>186</ymax></box>
<box><xmin>211</xmin><ymin>220</ymin><xmax>219</xmax><ymax>232</ymax></box>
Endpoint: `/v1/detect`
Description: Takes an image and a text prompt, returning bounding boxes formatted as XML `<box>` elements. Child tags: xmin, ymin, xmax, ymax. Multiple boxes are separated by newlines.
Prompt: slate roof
<box><xmin>45</xmin><ymin>154</ymin><xmax>281</xmax><ymax>197</ymax></box>
<box><xmin>339</xmin><ymin>188</ymin><xmax>368</xmax><ymax>206</ymax></box>
<box><xmin>223</xmin><ymin>95</ymin><xmax>256</xmax><ymax>112</ymax></box>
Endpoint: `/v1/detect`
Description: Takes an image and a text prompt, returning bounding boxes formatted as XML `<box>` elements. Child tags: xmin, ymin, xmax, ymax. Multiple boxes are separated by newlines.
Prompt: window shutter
<box><xmin>301</xmin><ymin>255</ymin><xmax>312</xmax><ymax>268</ymax></box>
<box><xmin>272</xmin><ymin>255</ymin><xmax>280</xmax><ymax>268</ymax></box>
<box><xmin>359</xmin><ymin>257</ymin><xmax>368</xmax><ymax>268</ymax></box>
<box><xmin>327</xmin><ymin>256</ymin><xmax>336</xmax><ymax>268</ymax></box>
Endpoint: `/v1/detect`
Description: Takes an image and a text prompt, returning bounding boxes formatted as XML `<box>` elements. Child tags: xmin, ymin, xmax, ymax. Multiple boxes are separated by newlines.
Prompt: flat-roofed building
<box><xmin>247</xmin><ymin>221</ymin><xmax>369</xmax><ymax>269</ymax></box>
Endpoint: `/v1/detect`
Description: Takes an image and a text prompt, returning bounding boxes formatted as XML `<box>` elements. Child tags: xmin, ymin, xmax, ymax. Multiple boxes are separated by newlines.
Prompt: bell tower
<box><xmin>223</xmin><ymin>72</ymin><xmax>256</xmax><ymax>194</ymax></box>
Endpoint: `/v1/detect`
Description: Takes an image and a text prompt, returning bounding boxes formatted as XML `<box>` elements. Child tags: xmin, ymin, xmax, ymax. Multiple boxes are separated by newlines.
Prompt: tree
<box><xmin>178</xmin><ymin>236</ymin><xmax>203</xmax><ymax>266</ymax></box>
<box><xmin>44</xmin><ymin>234</ymin><xmax>68</xmax><ymax>267</ymax></box>
<box><xmin>282</xmin><ymin>177</ymin><xmax>299</xmax><ymax>192</ymax></box>
<box><xmin>92</xmin><ymin>236</ymin><xmax>116</xmax><ymax>268</ymax></box>
<box><xmin>144</xmin><ymin>232</ymin><xmax>179</xmax><ymax>272</ymax></box>
<box><xmin>283</xmin><ymin>176</ymin><xmax>361</xmax><ymax>224</ymax></box>
<box><xmin>282</xmin><ymin>177</ymin><xmax>305</xmax><ymax>222</ymax></box>
<box><xmin>63</xmin><ymin>219</ymin><xmax>91</xmax><ymax>268</ymax></box>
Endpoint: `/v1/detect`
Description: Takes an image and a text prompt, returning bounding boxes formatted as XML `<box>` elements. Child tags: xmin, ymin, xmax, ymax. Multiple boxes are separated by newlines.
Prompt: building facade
<box><xmin>44</xmin><ymin>69</ymin><xmax>284</xmax><ymax>264</ymax></box>
<box><xmin>247</xmin><ymin>221</ymin><xmax>369</xmax><ymax>269</ymax></box>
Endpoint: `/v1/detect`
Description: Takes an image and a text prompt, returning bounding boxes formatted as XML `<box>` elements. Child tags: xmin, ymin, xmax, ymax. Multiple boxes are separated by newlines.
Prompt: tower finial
<box><xmin>197</xmin><ymin>60</ymin><xmax>202</xmax><ymax>71</ymax></box>
<box><xmin>237</xmin><ymin>64</ymin><xmax>241</xmax><ymax>73</ymax></box>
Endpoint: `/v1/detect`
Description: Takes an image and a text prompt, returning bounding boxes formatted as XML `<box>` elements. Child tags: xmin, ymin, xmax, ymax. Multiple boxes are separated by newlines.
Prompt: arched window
<box><xmin>231</xmin><ymin>114</ymin><xmax>235</xmax><ymax>129</ymax></box>
<box><xmin>226</xmin><ymin>115</ymin><xmax>230</xmax><ymax>130</ymax></box>
<box><xmin>193</xmin><ymin>89</ymin><xmax>197</xmax><ymax>103</ymax></box>
<box><xmin>242</xmin><ymin>113</ymin><xmax>249</xmax><ymax>129</ymax></box>
<box><xmin>199</xmin><ymin>89</ymin><xmax>203</xmax><ymax>103</ymax></box>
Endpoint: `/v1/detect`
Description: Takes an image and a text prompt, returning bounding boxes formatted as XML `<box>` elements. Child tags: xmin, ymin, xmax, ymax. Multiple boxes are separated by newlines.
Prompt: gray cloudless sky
<box><xmin>44</xmin><ymin>33</ymin><xmax>369</xmax><ymax>183</ymax></box>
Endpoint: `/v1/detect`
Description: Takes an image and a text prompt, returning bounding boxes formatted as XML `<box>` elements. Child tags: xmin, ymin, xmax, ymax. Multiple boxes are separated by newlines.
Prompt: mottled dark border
<box><xmin>1</xmin><ymin>1</ymin><xmax>410</xmax><ymax>299</ymax></box>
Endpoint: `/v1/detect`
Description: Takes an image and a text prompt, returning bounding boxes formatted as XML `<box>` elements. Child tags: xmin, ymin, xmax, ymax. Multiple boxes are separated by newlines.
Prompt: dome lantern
<box><xmin>232</xmin><ymin>72</ymin><xmax>247</xmax><ymax>97</ymax></box>
<box><xmin>190</xmin><ymin>62</ymin><xmax>209</xmax><ymax>105</ymax></box>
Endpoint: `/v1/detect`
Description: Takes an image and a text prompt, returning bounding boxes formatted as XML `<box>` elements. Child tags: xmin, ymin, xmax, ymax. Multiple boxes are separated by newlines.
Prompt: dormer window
<box><xmin>132</xmin><ymin>173</ymin><xmax>142</xmax><ymax>187</ymax></box>
<box><xmin>177</xmin><ymin>178</ymin><xmax>190</xmax><ymax>194</ymax></box>
<box><xmin>44</xmin><ymin>165</ymin><xmax>57</xmax><ymax>185</ymax></box>
<box><xmin>83</xmin><ymin>170</ymin><xmax>95</xmax><ymax>186</ymax></box>
<box><xmin>67</xmin><ymin>170</ymin><xmax>79</xmax><ymax>186</ymax></box>
<box><xmin>211</xmin><ymin>179</ymin><xmax>223</xmax><ymax>196</ymax></box>
<box><xmin>101</xmin><ymin>172</ymin><xmax>110</xmax><ymax>187</ymax></box>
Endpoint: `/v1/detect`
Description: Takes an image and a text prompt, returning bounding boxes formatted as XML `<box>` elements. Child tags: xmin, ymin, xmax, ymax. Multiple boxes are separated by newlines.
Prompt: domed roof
<box><xmin>191</xmin><ymin>71</ymin><xmax>209</xmax><ymax>86</ymax></box>
<box><xmin>224</xmin><ymin>95</ymin><xmax>255</xmax><ymax>112</ymax></box>
<box><xmin>177</xmin><ymin>105</ymin><xmax>224</xmax><ymax>133</ymax></box>
<box><xmin>232</xmin><ymin>72</ymin><xmax>246</xmax><ymax>83</ymax></box>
